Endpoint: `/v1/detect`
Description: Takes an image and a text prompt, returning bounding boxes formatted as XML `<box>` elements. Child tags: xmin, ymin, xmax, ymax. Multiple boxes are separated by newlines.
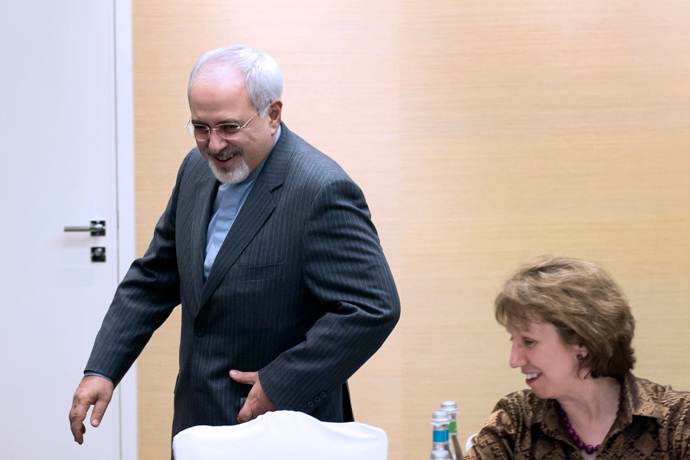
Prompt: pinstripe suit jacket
<box><xmin>85</xmin><ymin>123</ymin><xmax>400</xmax><ymax>436</ymax></box>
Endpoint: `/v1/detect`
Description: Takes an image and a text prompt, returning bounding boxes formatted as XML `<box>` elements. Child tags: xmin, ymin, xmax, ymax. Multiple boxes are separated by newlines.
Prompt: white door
<box><xmin>0</xmin><ymin>1</ymin><xmax>135</xmax><ymax>459</ymax></box>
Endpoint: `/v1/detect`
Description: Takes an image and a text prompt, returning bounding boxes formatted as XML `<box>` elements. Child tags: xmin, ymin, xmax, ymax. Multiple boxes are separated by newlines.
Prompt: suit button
<box><xmin>314</xmin><ymin>396</ymin><xmax>321</xmax><ymax>403</ymax></box>
<box><xmin>320</xmin><ymin>392</ymin><xmax>327</xmax><ymax>398</ymax></box>
<box><xmin>195</xmin><ymin>327</ymin><xmax>205</xmax><ymax>337</ymax></box>
<box><xmin>307</xmin><ymin>401</ymin><xmax>315</xmax><ymax>408</ymax></box>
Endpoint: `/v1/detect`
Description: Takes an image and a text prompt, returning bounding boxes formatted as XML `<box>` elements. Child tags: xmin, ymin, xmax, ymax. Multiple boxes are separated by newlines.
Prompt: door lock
<box><xmin>91</xmin><ymin>247</ymin><xmax>106</xmax><ymax>262</ymax></box>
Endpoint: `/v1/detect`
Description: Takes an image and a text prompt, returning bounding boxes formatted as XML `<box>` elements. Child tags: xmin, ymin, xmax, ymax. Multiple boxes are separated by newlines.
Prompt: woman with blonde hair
<box><xmin>466</xmin><ymin>256</ymin><xmax>690</xmax><ymax>460</ymax></box>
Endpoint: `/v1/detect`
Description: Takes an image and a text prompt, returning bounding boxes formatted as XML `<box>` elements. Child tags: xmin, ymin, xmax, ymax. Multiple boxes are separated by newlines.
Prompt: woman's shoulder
<box><xmin>631</xmin><ymin>375</ymin><xmax>690</xmax><ymax>423</ymax></box>
<box><xmin>492</xmin><ymin>389</ymin><xmax>540</xmax><ymax>413</ymax></box>
<box><xmin>466</xmin><ymin>390</ymin><xmax>551</xmax><ymax>460</ymax></box>
<box><xmin>486</xmin><ymin>389</ymin><xmax>544</xmax><ymax>428</ymax></box>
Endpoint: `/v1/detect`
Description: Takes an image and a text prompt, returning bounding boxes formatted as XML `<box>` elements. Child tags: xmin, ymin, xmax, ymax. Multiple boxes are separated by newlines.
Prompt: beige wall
<box><xmin>133</xmin><ymin>1</ymin><xmax>690</xmax><ymax>459</ymax></box>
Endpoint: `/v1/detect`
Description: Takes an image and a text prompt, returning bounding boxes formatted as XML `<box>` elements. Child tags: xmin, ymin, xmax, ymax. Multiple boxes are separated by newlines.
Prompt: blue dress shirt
<box><xmin>203</xmin><ymin>125</ymin><xmax>281</xmax><ymax>279</ymax></box>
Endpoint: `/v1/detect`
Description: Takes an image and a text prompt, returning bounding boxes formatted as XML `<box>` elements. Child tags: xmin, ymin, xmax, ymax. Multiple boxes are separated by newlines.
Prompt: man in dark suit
<box><xmin>69</xmin><ymin>45</ymin><xmax>400</xmax><ymax>444</ymax></box>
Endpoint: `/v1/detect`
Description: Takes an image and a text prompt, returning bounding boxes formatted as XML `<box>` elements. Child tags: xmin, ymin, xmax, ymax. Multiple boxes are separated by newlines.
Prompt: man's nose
<box><xmin>509</xmin><ymin>343</ymin><xmax>526</xmax><ymax>368</ymax></box>
<box><xmin>207</xmin><ymin>129</ymin><xmax>227</xmax><ymax>154</ymax></box>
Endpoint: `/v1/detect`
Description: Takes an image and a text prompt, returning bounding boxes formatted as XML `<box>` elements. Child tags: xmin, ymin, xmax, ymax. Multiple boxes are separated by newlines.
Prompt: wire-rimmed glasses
<box><xmin>185</xmin><ymin>103</ymin><xmax>272</xmax><ymax>141</ymax></box>
<box><xmin>185</xmin><ymin>115</ymin><xmax>256</xmax><ymax>141</ymax></box>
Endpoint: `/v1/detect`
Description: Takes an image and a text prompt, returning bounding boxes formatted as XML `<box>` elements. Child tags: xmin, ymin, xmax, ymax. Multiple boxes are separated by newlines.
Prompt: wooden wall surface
<box><xmin>133</xmin><ymin>1</ymin><xmax>690</xmax><ymax>458</ymax></box>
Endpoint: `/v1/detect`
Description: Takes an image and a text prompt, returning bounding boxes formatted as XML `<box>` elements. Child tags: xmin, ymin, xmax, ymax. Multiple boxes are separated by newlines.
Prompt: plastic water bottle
<box><xmin>430</xmin><ymin>410</ymin><xmax>452</xmax><ymax>457</ymax></box>
<box><xmin>441</xmin><ymin>401</ymin><xmax>464</xmax><ymax>460</ymax></box>
<box><xmin>429</xmin><ymin>449</ymin><xmax>452</xmax><ymax>460</ymax></box>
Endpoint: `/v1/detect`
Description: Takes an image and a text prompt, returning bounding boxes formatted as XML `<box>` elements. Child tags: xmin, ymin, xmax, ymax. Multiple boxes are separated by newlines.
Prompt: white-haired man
<box><xmin>69</xmin><ymin>45</ymin><xmax>400</xmax><ymax>443</ymax></box>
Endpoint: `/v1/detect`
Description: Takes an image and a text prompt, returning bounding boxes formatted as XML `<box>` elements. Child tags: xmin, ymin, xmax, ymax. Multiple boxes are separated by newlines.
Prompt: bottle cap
<box><xmin>440</xmin><ymin>401</ymin><xmax>458</xmax><ymax>415</ymax></box>
<box><xmin>431</xmin><ymin>410</ymin><xmax>450</xmax><ymax>426</ymax></box>
<box><xmin>429</xmin><ymin>450</ymin><xmax>452</xmax><ymax>459</ymax></box>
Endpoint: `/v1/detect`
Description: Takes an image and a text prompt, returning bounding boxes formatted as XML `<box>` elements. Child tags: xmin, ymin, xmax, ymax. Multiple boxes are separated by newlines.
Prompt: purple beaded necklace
<box><xmin>556</xmin><ymin>386</ymin><xmax>624</xmax><ymax>455</ymax></box>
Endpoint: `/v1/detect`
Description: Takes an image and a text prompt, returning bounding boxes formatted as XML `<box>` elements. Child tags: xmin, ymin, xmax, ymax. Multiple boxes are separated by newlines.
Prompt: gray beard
<box><xmin>205</xmin><ymin>146</ymin><xmax>250</xmax><ymax>184</ymax></box>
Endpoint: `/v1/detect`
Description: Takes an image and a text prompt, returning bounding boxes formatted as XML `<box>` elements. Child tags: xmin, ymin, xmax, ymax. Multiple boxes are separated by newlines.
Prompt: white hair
<box><xmin>188</xmin><ymin>45</ymin><xmax>283</xmax><ymax>117</ymax></box>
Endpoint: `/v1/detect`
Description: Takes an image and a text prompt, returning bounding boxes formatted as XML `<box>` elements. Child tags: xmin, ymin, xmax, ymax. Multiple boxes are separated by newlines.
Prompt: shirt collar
<box><xmin>621</xmin><ymin>373</ymin><xmax>669</xmax><ymax>421</ymax></box>
<box><xmin>532</xmin><ymin>397</ymin><xmax>563</xmax><ymax>440</ymax></box>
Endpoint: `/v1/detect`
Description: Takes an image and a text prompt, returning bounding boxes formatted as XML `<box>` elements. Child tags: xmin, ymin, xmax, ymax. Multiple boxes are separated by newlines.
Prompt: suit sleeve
<box><xmin>258</xmin><ymin>175</ymin><xmax>400</xmax><ymax>412</ymax></box>
<box><xmin>83</xmin><ymin>155</ymin><xmax>190</xmax><ymax>386</ymax></box>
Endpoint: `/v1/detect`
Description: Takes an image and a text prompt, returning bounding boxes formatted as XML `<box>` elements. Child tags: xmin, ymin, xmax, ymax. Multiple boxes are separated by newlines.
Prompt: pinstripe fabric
<box><xmin>85</xmin><ymin>123</ymin><xmax>400</xmax><ymax>436</ymax></box>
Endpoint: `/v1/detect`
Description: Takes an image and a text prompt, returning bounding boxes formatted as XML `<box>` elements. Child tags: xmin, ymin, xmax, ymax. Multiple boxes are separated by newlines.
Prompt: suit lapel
<box><xmin>190</xmin><ymin>168</ymin><xmax>218</xmax><ymax>308</ymax></box>
<box><xmin>197</xmin><ymin>123</ymin><xmax>294</xmax><ymax>310</ymax></box>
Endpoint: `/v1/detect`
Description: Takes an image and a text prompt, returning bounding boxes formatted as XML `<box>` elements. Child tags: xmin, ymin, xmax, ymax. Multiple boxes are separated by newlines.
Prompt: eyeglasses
<box><xmin>185</xmin><ymin>103</ymin><xmax>271</xmax><ymax>141</ymax></box>
<box><xmin>185</xmin><ymin>116</ymin><xmax>256</xmax><ymax>141</ymax></box>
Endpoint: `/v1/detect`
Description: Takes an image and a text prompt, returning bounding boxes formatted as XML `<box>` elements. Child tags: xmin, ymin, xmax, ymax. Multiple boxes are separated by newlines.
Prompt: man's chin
<box><xmin>208</xmin><ymin>158</ymin><xmax>250</xmax><ymax>184</ymax></box>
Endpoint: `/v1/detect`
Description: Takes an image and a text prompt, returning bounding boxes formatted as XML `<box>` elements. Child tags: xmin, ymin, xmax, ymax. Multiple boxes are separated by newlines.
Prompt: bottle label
<box><xmin>433</xmin><ymin>430</ymin><xmax>449</xmax><ymax>443</ymax></box>
<box><xmin>448</xmin><ymin>421</ymin><xmax>457</xmax><ymax>434</ymax></box>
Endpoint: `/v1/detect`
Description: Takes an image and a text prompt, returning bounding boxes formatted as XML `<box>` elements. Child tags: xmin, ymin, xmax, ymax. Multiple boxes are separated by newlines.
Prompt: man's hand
<box><xmin>69</xmin><ymin>375</ymin><xmax>114</xmax><ymax>444</ymax></box>
<box><xmin>229</xmin><ymin>370</ymin><xmax>276</xmax><ymax>423</ymax></box>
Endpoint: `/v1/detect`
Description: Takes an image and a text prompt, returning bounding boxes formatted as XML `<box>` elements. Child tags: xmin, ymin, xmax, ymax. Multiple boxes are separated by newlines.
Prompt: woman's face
<box><xmin>507</xmin><ymin>321</ymin><xmax>587</xmax><ymax>400</ymax></box>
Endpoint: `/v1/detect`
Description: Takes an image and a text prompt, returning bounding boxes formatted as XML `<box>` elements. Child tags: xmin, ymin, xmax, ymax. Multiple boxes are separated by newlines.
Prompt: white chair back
<box><xmin>465</xmin><ymin>433</ymin><xmax>478</xmax><ymax>453</ymax></box>
<box><xmin>172</xmin><ymin>410</ymin><xmax>388</xmax><ymax>460</ymax></box>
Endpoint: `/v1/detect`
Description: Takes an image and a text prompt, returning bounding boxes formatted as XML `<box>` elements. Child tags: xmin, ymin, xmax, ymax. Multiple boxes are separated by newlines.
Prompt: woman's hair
<box><xmin>495</xmin><ymin>255</ymin><xmax>635</xmax><ymax>379</ymax></box>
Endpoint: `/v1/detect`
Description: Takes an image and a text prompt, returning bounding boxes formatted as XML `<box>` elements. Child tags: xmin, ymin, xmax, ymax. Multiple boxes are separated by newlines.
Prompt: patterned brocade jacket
<box><xmin>466</xmin><ymin>374</ymin><xmax>690</xmax><ymax>460</ymax></box>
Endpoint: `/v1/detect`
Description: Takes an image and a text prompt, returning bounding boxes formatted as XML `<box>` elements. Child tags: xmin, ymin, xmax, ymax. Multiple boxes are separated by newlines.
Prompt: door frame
<box><xmin>115</xmin><ymin>0</ymin><xmax>137</xmax><ymax>458</ymax></box>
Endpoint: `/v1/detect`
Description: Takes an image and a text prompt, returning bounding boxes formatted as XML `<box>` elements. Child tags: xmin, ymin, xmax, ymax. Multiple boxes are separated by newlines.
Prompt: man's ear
<box><xmin>267</xmin><ymin>99</ymin><xmax>282</xmax><ymax>130</ymax></box>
